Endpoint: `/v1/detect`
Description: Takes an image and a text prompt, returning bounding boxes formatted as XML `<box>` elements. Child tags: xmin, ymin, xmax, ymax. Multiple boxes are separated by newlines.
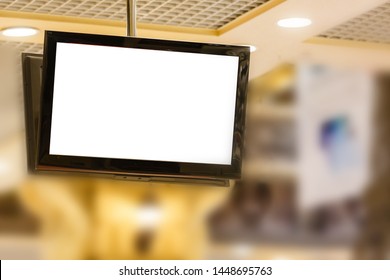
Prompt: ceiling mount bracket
<box><xmin>126</xmin><ymin>0</ymin><xmax>137</xmax><ymax>37</ymax></box>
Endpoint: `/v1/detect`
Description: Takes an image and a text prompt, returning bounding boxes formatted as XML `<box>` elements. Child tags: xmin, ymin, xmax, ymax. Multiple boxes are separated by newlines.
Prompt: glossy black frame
<box><xmin>37</xmin><ymin>31</ymin><xmax>250</xmax><ymax>180</ymax></box>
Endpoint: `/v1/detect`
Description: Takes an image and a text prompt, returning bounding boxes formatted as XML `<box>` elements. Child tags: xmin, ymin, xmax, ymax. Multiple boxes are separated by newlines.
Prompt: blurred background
<box><xmin>1</xmin><ymin>0</ymin><xmax>390</xmax><ymax>259</ymax></box>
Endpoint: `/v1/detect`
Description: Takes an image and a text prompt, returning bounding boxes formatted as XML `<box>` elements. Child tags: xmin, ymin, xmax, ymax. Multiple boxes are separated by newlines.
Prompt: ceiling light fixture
<box><xmin>249</xmin><ymin>45</ymin><xmax>257</xmax><ymax>52</ymax></box>
<box><xmin>1</xmin><ymin>27</ymin><xmax>39</xmax><ymax>37</ymax></box>
<box><xmin>277</xmin><ymin>17</ymin><xmax>312</xmax><ymax>28</ymax></box>
<box><xmin>241</xmin><ymin>45</ymin><xmax>257</xmax><ymax>52</ymax></box>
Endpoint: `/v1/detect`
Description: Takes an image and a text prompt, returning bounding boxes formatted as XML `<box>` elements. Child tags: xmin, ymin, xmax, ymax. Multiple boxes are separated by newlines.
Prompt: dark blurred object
<box><xmin>245</xmin><ymin>118</ymin><xmax>296</xmax><ymax>161</ymax></box>
<box><xmin>135</xmin><ymin>231</ymin><xmax>154</xmax><ymax>254</ymax></box>
<box><xmin>263</xmin><ymin>88</ymin><xmax>295</xmax><ymax>105</ymax></box>
<box><xmin>305</xmin><ymin>197</ymin><xmax>364</xmax><ymax>242</ymax></box>
<box><xmin>355</xmin><ymin>176</ymin><xmax>390</xmax><ymax>259</ymax></box>
<box><xmin>231</xmin><ymin>181</ymin><xmax>272</xmax><ymax>228</ymax></box>
<box><xmin>0</xmin><ymin>190</ymin><xmax>39</xmax><ymax>234</ymax></box>
<box><xmin>355</xmin><ymin>73</ymin><xmax>390</xmax><ymax>259</ymax></box>
<box><xmin>208</xmin><ymin>180</ymin><xmax>297</xmax><ymax>241</ymax></box>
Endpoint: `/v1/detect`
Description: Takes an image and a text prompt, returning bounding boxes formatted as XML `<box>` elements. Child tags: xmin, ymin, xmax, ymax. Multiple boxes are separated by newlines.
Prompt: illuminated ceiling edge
<box><xmin>306</xmin><ymin>37</ymin><xmax>390</xmax><ymax>51</ymax></box>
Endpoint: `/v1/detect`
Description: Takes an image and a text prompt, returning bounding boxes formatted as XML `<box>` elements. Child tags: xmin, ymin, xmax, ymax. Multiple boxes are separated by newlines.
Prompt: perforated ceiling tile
<box><xmin>318</xmin><ymin>1</ymin><xmax>390</xmax><ymax>44</ymax></box>
<box><xmin>0</xmin><ymin>41</ymin><xmax>43</xmax><ymax>55</ymax></box>
<box><xmin>0</xmin><ymin>0</ymin><xmax>270</xmax><ymax>29</ymax></box>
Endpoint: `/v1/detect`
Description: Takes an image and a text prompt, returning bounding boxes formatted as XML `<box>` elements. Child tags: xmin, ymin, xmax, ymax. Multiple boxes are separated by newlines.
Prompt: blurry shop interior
<box><xmin>1</xmin><ymin>0</ymin><xmax>390</xmax><ymax>260</ymax></box>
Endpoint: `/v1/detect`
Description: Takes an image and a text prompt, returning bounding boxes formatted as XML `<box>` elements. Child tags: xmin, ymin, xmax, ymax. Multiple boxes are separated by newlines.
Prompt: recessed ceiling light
<box><xmin>277</xmin><ymin>17</ymin><xmax>312</xmax><ymax>28</ymax></box>
<box><xmin>233</xmin><ymin>43</ymin><xmax>257</xmax><ymax>52</ymax></box>
<box><xmin>249</xmin><ymin>45</ymin><xmax>257</xmax><ymax>52</ymax></box>
<box><xmin>241</xmin><ymin>45</ymin><xmax>256</xmax><ymax>52</ymax></box>
<box><xmin>1</xmin><ymin>27</ymin><xmax>39</xmax><ymax>37</ymax></box>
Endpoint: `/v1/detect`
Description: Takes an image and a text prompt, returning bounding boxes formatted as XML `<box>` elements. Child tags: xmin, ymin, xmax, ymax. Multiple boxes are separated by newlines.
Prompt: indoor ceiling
<box><xmin>0</xmin><ymin>0</ymin><xmax>271</xmax><ymax>30</ymax></box>
<box><xmin>318</xmin><ymin>1</ymin><xmax>390</xmax><ymax>45</ymax></box>
<box><xmin>2</xmin><ymin>0</ymin><xmax>389</xmax><ymax>43</ymax></box>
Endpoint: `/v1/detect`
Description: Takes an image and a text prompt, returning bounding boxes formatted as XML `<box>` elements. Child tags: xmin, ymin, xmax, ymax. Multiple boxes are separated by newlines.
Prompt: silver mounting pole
<box><xmin>126</xmin><ymin>0</ymin><xmax>137</xmax><ymax>37</ymax></box>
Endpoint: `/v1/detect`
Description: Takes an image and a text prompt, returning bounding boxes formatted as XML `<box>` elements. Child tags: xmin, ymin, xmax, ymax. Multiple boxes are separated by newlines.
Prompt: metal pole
<box><xmin>126</xmin><ymin>0</ymin><xmax>137</xmax><ymax>37</ymax></box>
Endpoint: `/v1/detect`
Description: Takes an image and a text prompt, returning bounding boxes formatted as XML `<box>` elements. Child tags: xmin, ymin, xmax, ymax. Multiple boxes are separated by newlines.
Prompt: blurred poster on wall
<box><xmin>297</xmin><ymin>63</ymin><xmax>374</xmax><ymax>210</ymax></box>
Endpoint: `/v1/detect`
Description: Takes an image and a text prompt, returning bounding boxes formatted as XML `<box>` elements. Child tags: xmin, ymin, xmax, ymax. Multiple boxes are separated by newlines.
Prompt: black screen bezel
<box><xmin>37</xmin><ymin>31</ymin><xmax>250</xmax><ymax>179</ymax></box>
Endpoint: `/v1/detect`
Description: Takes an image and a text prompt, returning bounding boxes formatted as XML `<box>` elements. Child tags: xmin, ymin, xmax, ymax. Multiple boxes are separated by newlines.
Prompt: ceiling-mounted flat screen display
<box><xmin>37</xmin><ymin>31</ymin><xmax>250</xmax><ymax>180</ymax></box>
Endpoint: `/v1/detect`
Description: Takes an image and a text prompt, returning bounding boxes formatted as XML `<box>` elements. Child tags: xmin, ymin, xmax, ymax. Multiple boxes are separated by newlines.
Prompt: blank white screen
<box><xmin>49</xmin><ymin>42</ymin><xmax>239</xmax><ymax>165</ymax></box>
